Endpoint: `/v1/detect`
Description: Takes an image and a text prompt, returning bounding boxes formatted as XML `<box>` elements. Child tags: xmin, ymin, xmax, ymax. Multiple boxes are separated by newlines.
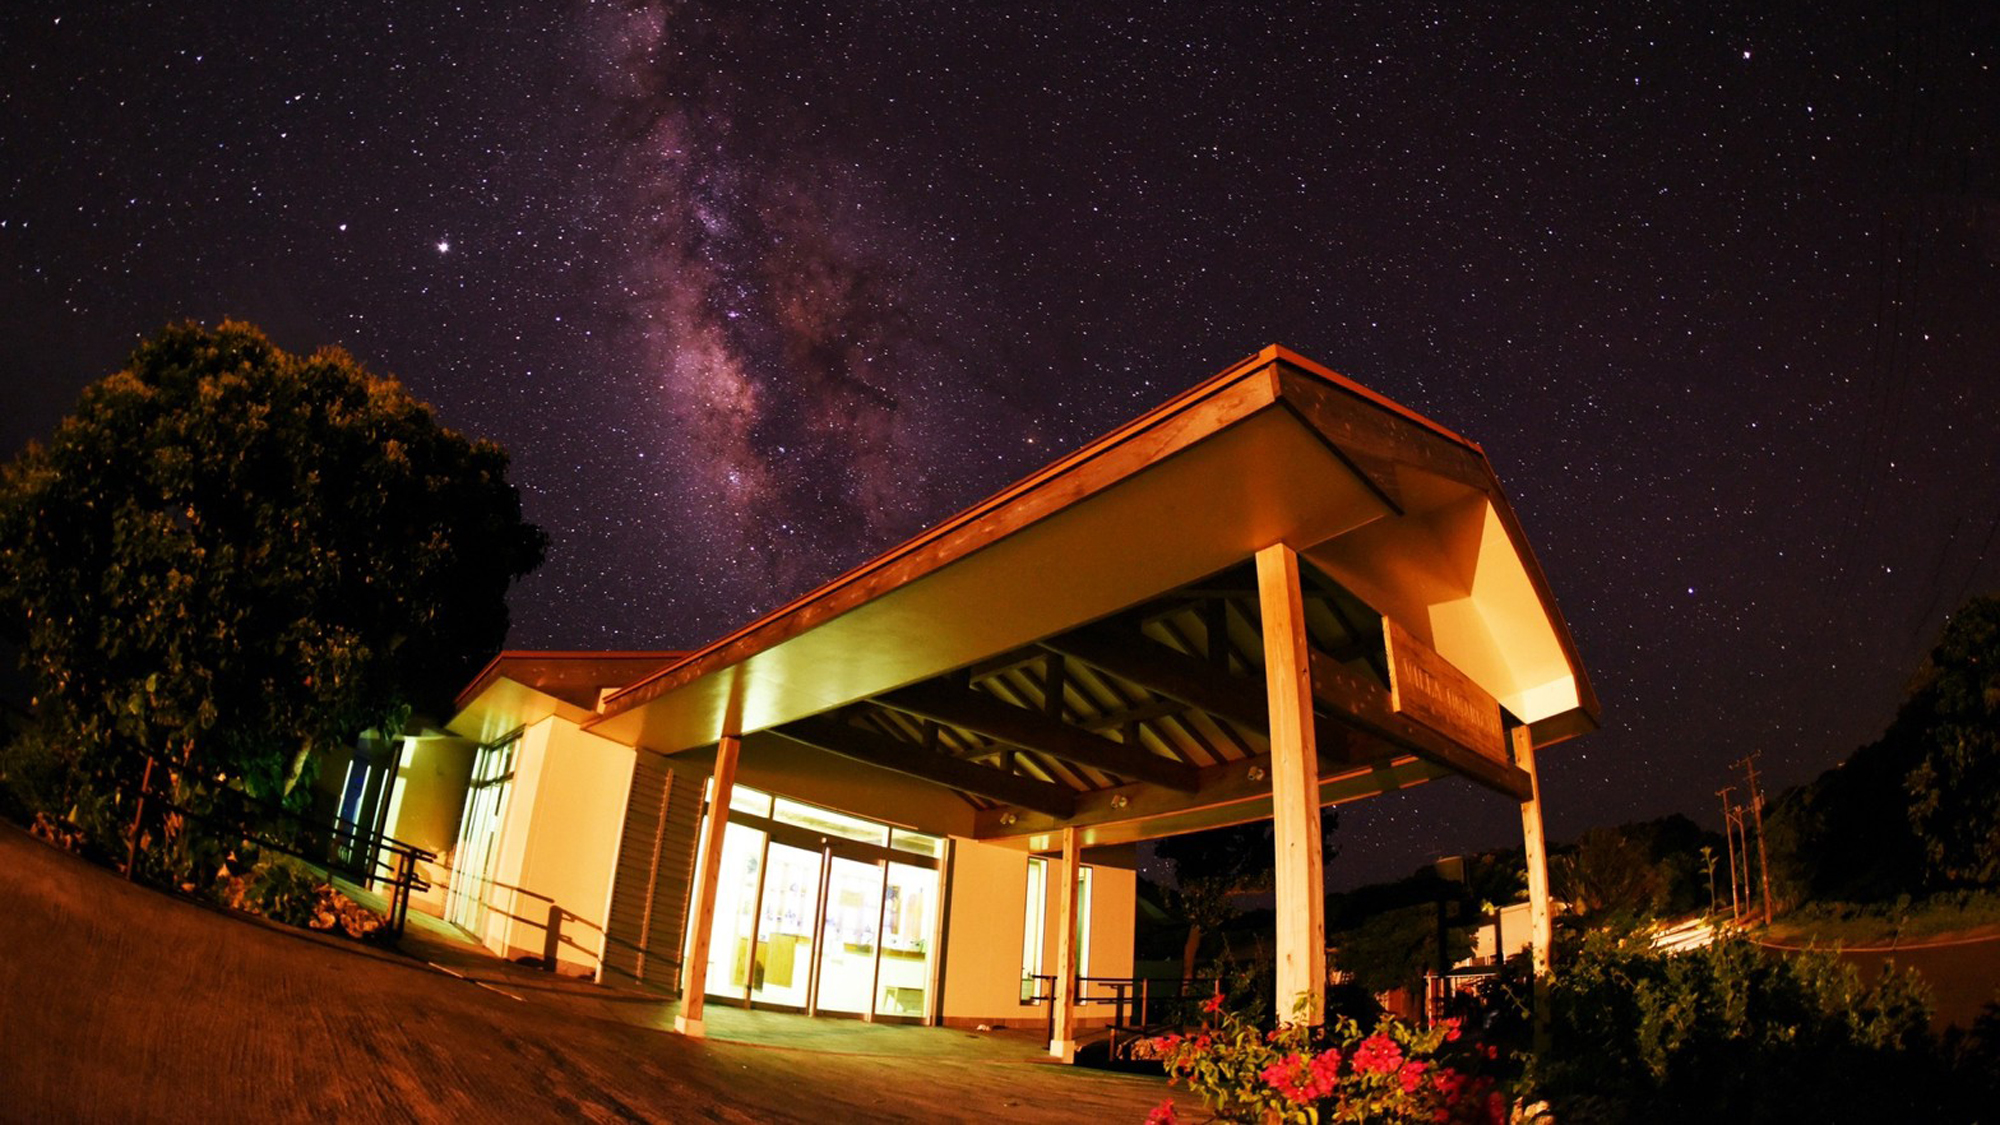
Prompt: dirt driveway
<box><xmin>0</xmin><ymin>826</ymin><xmax>1168</xmax><ymax>1123</ymax></box>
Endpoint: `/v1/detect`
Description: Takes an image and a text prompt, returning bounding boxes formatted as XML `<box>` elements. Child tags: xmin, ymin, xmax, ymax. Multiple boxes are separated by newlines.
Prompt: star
<box><xmin>436</xmin><ymin>240</ymin><xmax>450</xmax><ymax>254</ymax></box>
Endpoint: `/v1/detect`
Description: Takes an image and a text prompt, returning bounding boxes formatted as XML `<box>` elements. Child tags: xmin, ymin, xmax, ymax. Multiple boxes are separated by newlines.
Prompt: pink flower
<box><xmin>1398</xmin><ymin>1059</ymin><xmax>1429</xmax><ymax>1093</ymax></box>
<box><xmin>1350</xmin><ymin>1032</ymin><xmax>1404</xmax><ymax>1075</ymax></box>
<box><xmin>1145</xmin><ymin>1098</ymin><xmax>1178</xmax><ymax>1125</ymax></box>
<box><xmin>1439</xmin><ymin>1017</ymin><xmax>1463</xmax><ymax>1042</ymax></box>
<box><xmin>1261</xmin><ymin>1049</ymin><xmax>1341</xmax><ymax>1105</ymax></box>
<box><xmin>1310</xmin><ymin>1048</ymin><xmax>1342</xmax><ymax>1083</ymax></box>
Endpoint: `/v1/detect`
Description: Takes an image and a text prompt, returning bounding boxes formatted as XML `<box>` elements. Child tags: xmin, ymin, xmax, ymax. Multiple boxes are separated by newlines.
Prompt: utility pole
<box><xmin>1716</xmin><ymin>786</ymin><xmax>1741</xmax><ymax>921</ymax></box>
<box><xmin>1735</xmin><ymin>755</ymin><xmax>1775</xmax><ymax>926</ymax></box>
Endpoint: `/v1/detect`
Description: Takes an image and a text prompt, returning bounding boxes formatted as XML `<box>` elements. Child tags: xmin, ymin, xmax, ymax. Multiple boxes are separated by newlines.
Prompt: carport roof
<box><xmin>569</xmin><ymin>346</ymin><xmax>1596</xmax><ymax>843</ymax></box>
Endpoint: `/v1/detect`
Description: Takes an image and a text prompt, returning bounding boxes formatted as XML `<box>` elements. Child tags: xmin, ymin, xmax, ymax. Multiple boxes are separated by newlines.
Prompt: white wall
<box><xmin>474</xmin><ymin>715</ymin><xmax>636</xmax><ymax>974</ymax></box>
<box><xmin>939</xmin><ymin>838</ymin><xmax>1136</xmax><ymax>1027</ymax></box>
<box><xmin>383</xmin><ymin>735</ymin><xmax>475</xmax><ymax>918</ymax></box>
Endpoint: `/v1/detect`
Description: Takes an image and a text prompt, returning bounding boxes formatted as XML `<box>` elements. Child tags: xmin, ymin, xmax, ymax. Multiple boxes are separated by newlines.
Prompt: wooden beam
<box><xmin>1043</xmin><ymin>624</ymin><xmax>1368</xmax><ymax>771</ymax></box>
<box><xmin>674</xmin><ymin>734</ymin><xmax>739</xmax><ymax>1038</ymax></box>
<box><xmin>1513</xmin><ymin>724</ymin><xmax>1553</xmax><ymax>1053</ymax></box>
<box><xmin>1308</xmin><ymin>649</ymin><xmax>1531</xmax><ymax>801</ymax></box>
<box><xmin>773</xmin><ymin>715</ymin><xmax>1077</xmax><ymax>819</ymax></box>
<box><xmin>1042</xmin><ymin>624</ymin><xmax>1270</xmax><ymax>730</ymax></box>
<box><xmin>1049</xmin><ymin>825</ymin><xmax>1080</xmax><ymax>1062</ymax></box>
<box><xmin>973</xmin><ymin>751</ymin><xmax>1447</xmax><ymax>843</ymax></box>
<box><xmin>1076</xmin><ymin>696</ymin><xmax>1189</xmax><ymax>734</ymax></box>
<box><xmin>875</xmin><ymin>682</ymin><xmax>1200</xmax><ymax>793</ymax></box>
<box><xmin>1258</xmin><ymin>544</ymin><xmax>1325</xmax><ymax>1028</ymax></box>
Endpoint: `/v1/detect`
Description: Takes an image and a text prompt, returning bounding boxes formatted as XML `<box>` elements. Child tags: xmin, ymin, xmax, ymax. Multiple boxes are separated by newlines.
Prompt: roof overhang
<box><xmin>579</xmin><ymin>346</ymin><xmax>1597</xmax><ymax>841</ymax></box>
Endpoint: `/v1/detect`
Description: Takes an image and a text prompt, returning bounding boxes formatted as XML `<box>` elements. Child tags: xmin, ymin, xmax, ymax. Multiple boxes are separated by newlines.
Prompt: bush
<box><xmin>1137</xmin><ymin>989</ymin><xmax>1527</xmax><ymax>1124</ymax></box>
<box><xmin>1533</xmin><ymin>933</ymin><xmax>1946</xmax><ymax>1122</ymax></box>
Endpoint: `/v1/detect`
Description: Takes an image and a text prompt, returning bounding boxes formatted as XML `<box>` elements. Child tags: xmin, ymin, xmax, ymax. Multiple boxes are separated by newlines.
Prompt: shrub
<box><xmin>1533</xmin><ymin>933</ymin><xmax>1946</xmax><ymax>1122</ymax></box>
<box><xmin>1137</xmin><ymin>989</ymin><xmax>1525</xmax><ymax>1124</ymax></box>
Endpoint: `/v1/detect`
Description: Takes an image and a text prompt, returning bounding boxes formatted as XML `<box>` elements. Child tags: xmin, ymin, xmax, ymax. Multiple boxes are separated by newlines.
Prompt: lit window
<box><xmin>1021</xmin><ymin>857</ymin><xmax>1047</xmax><ymax>1001</ymax></box>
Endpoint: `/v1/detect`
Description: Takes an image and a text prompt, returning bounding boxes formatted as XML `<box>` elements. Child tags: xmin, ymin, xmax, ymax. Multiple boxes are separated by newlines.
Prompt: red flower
<box><xmin>1201</xmin><ymin>989</ymin><xmax>1225</xmax><ymax>1014</ymax></box>
<box><xmin>1398</xmin><ymin>1059</ymin><xmax>1429</xmax><ymax>1093</ymax></box>
<box><xmin>1261</xmin><ymin>1049</ymin><xmax>1342</xmax><ymax>1105</ymax></box>
<box><xmin>1439</xmin><ymin>1016</ymin><xmax>1463</xmax><ymax>1042</ymax></box>
<box><xmin>1351</xmin><ymin>1032</ymin><xmax>1404</xmax><ymax>1075</ymax></box>
<box><xmin>1145</xmin><ymin>1098</ymin><xmax>1179</xmax><ymax>1125</ymax></box>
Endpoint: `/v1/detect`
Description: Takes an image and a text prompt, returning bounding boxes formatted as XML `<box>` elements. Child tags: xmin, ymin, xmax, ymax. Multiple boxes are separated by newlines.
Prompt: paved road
<box><xmin>0</xmin><ymin>825</ymin><xmax>1167</xmax><ymax>1123</ymax></box>
<box><xmin>1834</xmin><ymin>939</ymin><xmax>2000</xmax><ymax>1032</ymax></box>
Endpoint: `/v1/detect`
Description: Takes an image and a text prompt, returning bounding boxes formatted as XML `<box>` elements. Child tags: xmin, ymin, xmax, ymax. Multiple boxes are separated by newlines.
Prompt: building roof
<box><xmin>569</xmin><ymin>346</ymin><xmax>1598</xmax><ymax>846</ymax></box>
<box><xmin>451</xmin><ymin>651</ymin><xmax>687</xmax><ymax>743</ymax></box>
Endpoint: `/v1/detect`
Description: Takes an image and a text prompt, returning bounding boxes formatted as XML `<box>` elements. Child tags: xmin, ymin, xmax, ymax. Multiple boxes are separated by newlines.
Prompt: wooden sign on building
<box><xmin>1382</xmin><ymin>619</ymin><xmax>1507</xmax><ymax>767</ymax></box>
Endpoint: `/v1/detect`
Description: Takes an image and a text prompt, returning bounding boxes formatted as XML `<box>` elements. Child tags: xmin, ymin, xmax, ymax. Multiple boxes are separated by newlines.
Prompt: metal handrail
<box><xmin>1023</xmin><ymin>973</ymin><xmax>1223</xmax><ymax>1056</ymax></box>
<box><xmin>126</xmin><ymin>764</ymin><xmax>435</xmax><ymax>939</ymax></box>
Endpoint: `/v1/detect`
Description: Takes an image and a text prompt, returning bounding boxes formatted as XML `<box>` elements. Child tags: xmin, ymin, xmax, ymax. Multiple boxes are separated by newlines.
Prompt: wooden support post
<box><xmin>1049</xmin><ymin>825</ymin><xmax>1081</xmax><ymax>1061</ymax></box>
<box><xmin>1512</xmin><ymin>724</ymin><xmax>1553</xmax><ymax>1052</ymax></box>
<box><xmin>674</xmin><ymin>734</ymin><xmax>741</xmax><ymax>1038</ymax></box>
<box><xmin>1257</xmin><ymin>543</ymin><xmax>1326</xmax><ymax>1027</ymax></box>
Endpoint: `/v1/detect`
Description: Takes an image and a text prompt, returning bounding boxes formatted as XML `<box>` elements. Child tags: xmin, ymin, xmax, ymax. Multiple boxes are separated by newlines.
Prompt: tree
<box><xmin>0</xmin><ymin>320</ymin><xmax>546</xmax><ymax>809</ymax></box>
<box><xmin>1332</xmin><ymin>902</ymin><xmax>1473</xmax><ymax>997</ymax></box>
<box><xmin>1904</xmin><ymin>595</ymin><xmax>2000</xmax><ymax>887</ymax></box>
<box><xmin>1153</xmin><ymin>809</ymin><xmax>1338</xmax><ymax>981</ymax></box>
<box><xmin>1553</xmin><ymin>827</ymin><xmax>1665</xmax><ymax>924</ymax></box>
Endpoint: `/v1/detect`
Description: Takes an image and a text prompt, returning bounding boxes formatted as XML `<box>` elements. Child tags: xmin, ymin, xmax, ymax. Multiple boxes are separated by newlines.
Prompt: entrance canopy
<box><xmin>585</xmin><ymin>346</ymin><xmax>1597</xmax><ymax>850</ymax></box>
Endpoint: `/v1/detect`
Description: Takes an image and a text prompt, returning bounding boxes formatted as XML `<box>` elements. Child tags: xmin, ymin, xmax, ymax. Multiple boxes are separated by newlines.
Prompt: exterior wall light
<box><xmin>999</xmin><ymin>811</ymin><xmax>1019</xmax><ymax>825</ymax></box>
<box><xmin>1248</xmin><ymin>765</ymin><xmax>1267</xmax><ymax>782</ymax></box>
<box><xmin>1110</xmin><ymin>794</ymin><xmax>1129</xmax><ymax>809</ymax></box>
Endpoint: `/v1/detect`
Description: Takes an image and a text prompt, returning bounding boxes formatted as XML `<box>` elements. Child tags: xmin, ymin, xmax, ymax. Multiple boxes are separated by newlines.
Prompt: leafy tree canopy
<box><xmin>1904</xmin><ymin>595</ymin><xmax>2000</xmax><ymax>886</ymax></box>
<box><xmin>1153</xmin><ymin>810</ymin><xmax>1338</xmax><ymax>979</ymax></box>
<box><xmin>1767</xmin><ymin>594</ymin><xmax>2000</xmax><ymax>898</ymax></box>
<box><xmin>0</xmin><ymin>321</ymin><xmax>546</xmax><ymax>803</ymax></box>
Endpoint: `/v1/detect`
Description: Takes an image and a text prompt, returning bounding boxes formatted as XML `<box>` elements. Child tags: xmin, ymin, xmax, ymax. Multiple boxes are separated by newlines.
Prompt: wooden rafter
<box><xmin>773</xmin><ymin>715</ymin><xmax>1077</xmax><ymax>819</ymax></box>
<box><xmin>873</xmin><ymin>681</ymin><xmax>1200</xmax><ymax>793</ymax></box>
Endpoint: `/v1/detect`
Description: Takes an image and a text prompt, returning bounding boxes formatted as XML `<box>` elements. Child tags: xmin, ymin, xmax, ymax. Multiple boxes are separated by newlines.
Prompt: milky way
<box><xmin>3</xmin><ymin>1</ymin><xmax>1998</xmax><ymax>885</ymax></box>
<box><xmin>581</xmin><ymin>2</ymin><xmax>1018</xmax><ymax>598</ymax></box>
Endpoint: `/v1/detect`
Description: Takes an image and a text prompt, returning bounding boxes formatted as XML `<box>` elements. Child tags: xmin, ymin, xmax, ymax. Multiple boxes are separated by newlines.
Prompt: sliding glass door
<box><xmin>696</xmin><ymin>786</ymin><xmax>944</xmax><ymax>1022</ymax></box>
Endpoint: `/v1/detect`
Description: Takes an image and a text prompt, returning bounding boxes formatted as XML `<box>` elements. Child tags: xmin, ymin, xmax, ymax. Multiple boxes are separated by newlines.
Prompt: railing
<box><xmin>125</xmin><ymin>762</ymin><xmax>435</xmax><ymax>940</ymax></box>
<box><xmin>1023</xmin><ymin>973</ymin><xmax>1223</xmax><ymax>1057</ymax></box>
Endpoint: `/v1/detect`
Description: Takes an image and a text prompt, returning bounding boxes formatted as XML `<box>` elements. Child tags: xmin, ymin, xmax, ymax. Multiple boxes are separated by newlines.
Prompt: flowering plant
<box><xmin>1135</xmin><ymin>990</ymin><xmax>1524</xmax><ymax>1124</ymax></box>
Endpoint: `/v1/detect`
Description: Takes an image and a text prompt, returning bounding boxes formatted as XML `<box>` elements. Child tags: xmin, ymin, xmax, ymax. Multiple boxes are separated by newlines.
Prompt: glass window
<box><xmin>1020</xmin><ymin>857</ymin><xmax>1047</xmax><ymax>1002</ymax></box>
<box><xmin>704</xmin><ymin>822</ymin><xmax>767</xmax><ymax>999</ymax></box>
<box><xmin>773</xmin><ymin>797</ymin><xmax>889</xmax><ymax>846</ymax></box>
<box><xmin>889</xmin><ymin>828</ymin><xmax>943</xmax><ymax>859</ymax></box>
<box><xmin>446</xmin><ymin>734</ymin><xmax>519</xmax><ymax>937</ymax></box>
<box><xmin>1076</xmin><ymin>866</ymin><xmax>1094</xmax><ymax>982</ymax></box>
<box><xmin>728</xmin><ymin>784</ymin><xmax>772</xmax><ymax>818</ymax></box>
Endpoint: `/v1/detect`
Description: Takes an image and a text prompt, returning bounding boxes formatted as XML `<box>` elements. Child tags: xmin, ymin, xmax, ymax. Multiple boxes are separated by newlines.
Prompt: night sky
<box><xmin>4</xmin><ymin>2</ymin><xmax>1997</xmax><ymax>887</ymax></box>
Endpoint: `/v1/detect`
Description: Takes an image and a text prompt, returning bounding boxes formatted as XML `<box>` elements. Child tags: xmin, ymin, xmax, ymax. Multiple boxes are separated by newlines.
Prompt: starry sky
<box><xmin>4</xmin><ymin>2</ymin><xmax>1997</xmax><ymax>887</ymax></box>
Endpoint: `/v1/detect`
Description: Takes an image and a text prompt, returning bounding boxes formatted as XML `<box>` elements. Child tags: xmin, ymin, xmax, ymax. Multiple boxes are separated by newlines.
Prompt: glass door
<box><xmin>704</xmin><ymin>822</ymin><xmax>766</xmax><ymax>999</ymax></box>
<box><xmin>446</xmin><ymin>736</ymin><xmax>516</xmax><ymax>935</ymax></box>
<box><xmin>750</xmin><ymin>842</ymin><xmax>822</xmax><ymax>1008</ymax></box>
<box><xmin>814</xmin><ymin>856</ymin><xmax>883</xmax><ymax>1015</ymax></box>
<box><xmin>877</xmin><ymin>862</ymin><xmax>937</xmax><ymax>1018</ymax></box>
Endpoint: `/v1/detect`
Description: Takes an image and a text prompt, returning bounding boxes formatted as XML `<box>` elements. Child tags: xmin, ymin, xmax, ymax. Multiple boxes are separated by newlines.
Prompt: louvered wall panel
<box><xmin>598</xmin><ymin>752</ymin><xmax>702</xmax><ymax>994</ymax></box>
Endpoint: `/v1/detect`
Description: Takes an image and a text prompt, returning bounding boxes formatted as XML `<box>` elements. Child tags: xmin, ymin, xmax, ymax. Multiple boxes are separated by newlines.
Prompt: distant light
<box><xmin>436</xmin><ymin>239</ymin><xmax>450</xmax><ymax>253</ymax></box>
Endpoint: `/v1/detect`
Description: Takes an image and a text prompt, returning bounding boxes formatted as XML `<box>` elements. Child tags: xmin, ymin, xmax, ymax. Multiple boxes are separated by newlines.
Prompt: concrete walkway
<box><xmin>0</xmin><ymin>824</ymin><xmax>1168</xmax><ymax>1123</ymax></box>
